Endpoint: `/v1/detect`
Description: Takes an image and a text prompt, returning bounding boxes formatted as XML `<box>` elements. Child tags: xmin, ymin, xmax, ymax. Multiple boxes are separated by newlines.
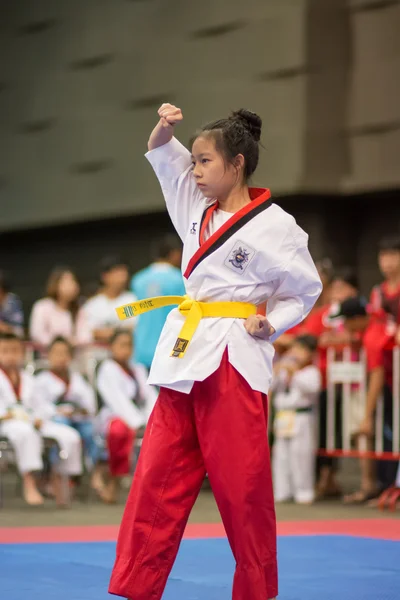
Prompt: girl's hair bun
<box><xmin>232</xmin><ymin>109</ymin><xmax>262</xmax><ymax>142</ymax></box>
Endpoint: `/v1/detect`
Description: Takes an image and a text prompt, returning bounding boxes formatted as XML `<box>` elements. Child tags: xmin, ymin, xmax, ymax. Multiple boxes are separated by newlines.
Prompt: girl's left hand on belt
<box><xmin>244</xmin><ymin>314</ymin><xmax>275</xmax><ymax>340</ymax></box>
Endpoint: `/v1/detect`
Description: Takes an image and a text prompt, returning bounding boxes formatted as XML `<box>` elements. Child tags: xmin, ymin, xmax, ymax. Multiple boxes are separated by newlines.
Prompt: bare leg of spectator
<box><xmin>39</xmin><ymin>421</ymin><xmax>83</xmax><ymax>506</ymax></box>
<box><xmin>1</xmin><ymin>419</ymin><xmax>44</xmax><ymax>505</ymax></box>
<box><xmin>343</xmin><ymin>436</ymin><xmax>378</xmax><ymax>504</ymax></box>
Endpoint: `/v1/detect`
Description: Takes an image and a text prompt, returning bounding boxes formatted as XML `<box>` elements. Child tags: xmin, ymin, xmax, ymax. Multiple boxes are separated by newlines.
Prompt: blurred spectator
<box><xmin>370</xmin><ymin>236</ymin><xmax>400</xmax><ymax>341</ymax></box>
<box><xmin>0</xmin><ymin>332</ymin><xmax>44</xmax><ymax>505</ymax></box>
<box><xmin>131</xmin><ymin>235</ymin><xmax>185</xmax><ymax>370</ymax></box>
<box><xmin>82</xmin><ymin>256</ymin><xmax>137</xmax><ymax>344</ymax></box>
<box><xmin>272</xmin><ymin>335</ymin><xmax>321</xmax><ymax>504</ymax></box>
<box><xmin>0</xmin><ymin>332</ymin><xmax>83</xmax><ymax>506</ymax></box>
<box><xmin>329</xmin><ymin>297</ymin><xmax>396</xmax><ymax>503</ymax></box>
<box><xmin>304</xmin><ymin>267</ymin><xmax>359</xmax><ymax>499</ymax></box>
<box><xmin>368</xmin><ymin>236</ymin><xmax>400</xmax><ymax>499</ymax></box>
<box><xmin>33</xmin><ymin>336</ymin><xmax>102</xmax><ymax>493</ymax></box>
<box><xmin>95</xmin><ymin>330</ymin><xmax>157</xmax><ymax>503</ymax></box>
<box><xmin>29</xmin><ymin>267</ymin><xmax>90</xmax><ymax>348</ymax></box>
<box><xmin>0</xmin><ymin>270</ymin><xmax>24</xmax><ymax>337</ymax></box>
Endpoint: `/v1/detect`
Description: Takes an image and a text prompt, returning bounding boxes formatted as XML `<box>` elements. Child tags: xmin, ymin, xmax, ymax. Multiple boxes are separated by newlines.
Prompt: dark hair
<box><xmin>0</xmin><ymin>270</ymin><xmax>11</xmax><ymax>293</ymax></box>
<box><xmin>46</xmin><ymin>266</ymin><xmax>80</xmax><ymax>318</ymax></box>
<box><xmin>332</xmin><ymin>267</ymin><xmax>359</xmax><ymax>291</ymax></box>
<box><xmin>48</xmin><ymin>335</ymin><xmax>73</xmax><ymax>355</ymax></box>
<box><xmin>194</xmin><ymin>109</ymin><xmax>262</xmax><ymax>181</ymax></box>
<box><xmin>0</xmin><ymin>332</ymin><xmax>21</xmax><ymax>343</ymax></box>
<box><xmin>294</xmin><ymin>334</ymin><xmax>318</xmax><ymax>353</ymax></box>
<box><xmin>99</xmin><ymin>255</ymin><xmax>129</xmax><ymax>276</ymax></box>
<box><xmin>154</xmin><ymin>234</ymin><xmax>182</xmax><ymax>260</ymax></box>
<box><xmin>379</xmin><ymin>235</ymin><xmax>400</xmax><ymax>253</ymax></box>
<box><xmin>110</xmin><ymin>329</ymin><xmax>132</xmax><ymax>345</ymax></box>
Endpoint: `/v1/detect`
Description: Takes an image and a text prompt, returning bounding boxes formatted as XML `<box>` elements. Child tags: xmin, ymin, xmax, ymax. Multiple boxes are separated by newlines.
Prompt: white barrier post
<box><xmin>375</xmin><ymin>394</ymin><xmax>384</xmax><ymax>456</ymax></box>
<box><xmin>327</xmin><ymin>346</ymin><xmax>367</xmax><ymax>454</ymax></box>
<box><xmin>327</xmin><ymin>347</ymin><xmax>336</xmax><ymax>451</ymax></box>
<box><xmin>342</xmin><ymin>346</ymin><xmax>351</xmax><ymax>452</ymax></box>
<box><xmin>358</xmin><ymin>348</ymin><xmax>368</xmax><ymax>453</ymax></box>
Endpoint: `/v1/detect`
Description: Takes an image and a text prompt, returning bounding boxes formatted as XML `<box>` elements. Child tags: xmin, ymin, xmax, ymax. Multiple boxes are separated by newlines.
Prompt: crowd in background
<box><xmin>0</xmin><ymin>234</ymin><xmax>399</xmax><ymax>508</ymax></box>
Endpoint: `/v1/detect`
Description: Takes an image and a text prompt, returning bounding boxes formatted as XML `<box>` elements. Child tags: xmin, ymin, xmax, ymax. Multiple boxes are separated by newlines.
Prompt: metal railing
<box><xmin>320</xmin><ymin>345</ymin><xmax>400</xmax><ymax>460</ymax></box>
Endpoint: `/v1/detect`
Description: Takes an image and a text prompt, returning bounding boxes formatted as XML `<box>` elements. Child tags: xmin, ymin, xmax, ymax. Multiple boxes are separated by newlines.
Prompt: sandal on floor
<box><xmin>343</xmin><ymin>489</ymin><xmax>379</xmax><ymax>505</ymax></box>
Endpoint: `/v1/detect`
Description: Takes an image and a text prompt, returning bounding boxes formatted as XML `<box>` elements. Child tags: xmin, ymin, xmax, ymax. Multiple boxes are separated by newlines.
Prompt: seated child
<box><xmin>96</xmin><ymin>330</ymin><xmax>158</xmax><ymax>503</ymax></box>
<box><xmin>34</xmin><ymin>336</ymin><xmax>101</xmax><ymax>490</ymax></box>
<box><xmin>0</xmin><ymin>333</ymin><xmax>82</xmax><ymax>506</ymax></box>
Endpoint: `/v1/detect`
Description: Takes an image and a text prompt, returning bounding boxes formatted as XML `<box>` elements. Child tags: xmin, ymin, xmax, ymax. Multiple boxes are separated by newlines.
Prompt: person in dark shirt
<box><xmin>0</xmin><ymin>271</ymin><xmax>24</xmax><ymax>338</ymax></box>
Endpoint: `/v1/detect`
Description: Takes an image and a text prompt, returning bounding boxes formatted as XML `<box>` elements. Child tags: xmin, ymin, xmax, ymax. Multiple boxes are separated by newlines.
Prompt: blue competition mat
<box><xmin>0</xmin><ymin>536</ymin><xmax>399</xmax><ymax>600</ymax></box>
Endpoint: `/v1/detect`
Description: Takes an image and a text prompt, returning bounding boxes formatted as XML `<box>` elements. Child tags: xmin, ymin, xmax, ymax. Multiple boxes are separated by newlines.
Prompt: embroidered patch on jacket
<box><xmin>224</xmin><ymin>241</ymin><xmax>255</xmax><ymax>273</ymax></box>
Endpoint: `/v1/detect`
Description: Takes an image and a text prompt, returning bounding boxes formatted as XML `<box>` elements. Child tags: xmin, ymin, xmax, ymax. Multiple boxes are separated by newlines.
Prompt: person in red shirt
<box><xmin>329</xmin><ymin>296</ymin><xmax>396</xmax><ymax>503</ymax></box>
<box><xmin>304</xmin><ymin>268</ymin><xmax>359</xmax><ymax>498</ymax></box>
<box><xmin>370</xmin><ymin>235</ymin><xmax>400</xmax><ymax>327</ymax></box>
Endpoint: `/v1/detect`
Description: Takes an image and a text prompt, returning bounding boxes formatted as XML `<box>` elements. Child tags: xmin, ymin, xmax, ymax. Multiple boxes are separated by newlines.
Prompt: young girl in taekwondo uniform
<box><xmin>0</xmin><ymin>333</ymin><xmax>82</xmax><ymax>506</ymax></box>
<box><xmin>109</xmin><ymin>104</ymin><xmax>322</xmax><ymax>600</ymax></box>
<box><xmin>33</xmin><ymin>336</ymin><xmax>101</xmax><ymax>493</ymax></box>
<box><xmin>95</xmin><ymin>330</ymin><xmax>158</xmax><ymax>504</ymax></box>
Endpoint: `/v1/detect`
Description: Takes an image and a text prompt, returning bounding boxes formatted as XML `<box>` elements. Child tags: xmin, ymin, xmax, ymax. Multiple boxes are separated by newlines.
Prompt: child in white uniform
<box><xmin>272</xmin><ymin>335</ymin><xmax>321</xmax><ymax>504</ymax></box>
<box><xmin>0</xmin><ymin>333</ymin><xmax>44</xmax><ymax>505</ymax></box>
<box><xmin>96</xmin><ymin>330</ymin><xmax>157</xmax><ymax>503</ymax></box>
<box><xmin>0</xmin><ymin>333</ymin><xmax>82</xmax><ymax>506</ymax></box>
<box><xmin>34</xmin><ymin>337</ymin><xmax>97</xmax><ymax>462</ymax></box>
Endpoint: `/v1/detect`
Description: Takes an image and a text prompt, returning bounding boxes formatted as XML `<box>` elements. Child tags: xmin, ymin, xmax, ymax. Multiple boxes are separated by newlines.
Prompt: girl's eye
<box><xmin>201</xmin><ymin>159</ymin><xmax>209</xmax><ymax>164</ymax></box>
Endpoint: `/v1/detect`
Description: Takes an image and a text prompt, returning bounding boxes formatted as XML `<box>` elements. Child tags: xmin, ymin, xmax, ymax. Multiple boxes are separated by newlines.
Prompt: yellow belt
<box><xmin>115</xmin><ymin>295</ymin><xmax>257</xmax><ymax>358</ymax></box>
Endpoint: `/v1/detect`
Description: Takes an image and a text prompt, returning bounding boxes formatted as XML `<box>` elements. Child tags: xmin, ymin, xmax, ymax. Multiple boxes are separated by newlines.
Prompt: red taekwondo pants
<box><xmin>109</xmin><ymin>350</ymin><xmax>278</xmax><ymax>600</ymax></box>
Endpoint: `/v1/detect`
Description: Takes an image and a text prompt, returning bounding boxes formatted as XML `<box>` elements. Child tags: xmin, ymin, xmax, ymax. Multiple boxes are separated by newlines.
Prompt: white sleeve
<box><xmin>291</xmin><ymin>366</ymin><xmax>321</xmax><ymax>396</ymax></box>
<box><xmin>97</xmin><ymin>362</ymin><xmax>146</xmax><ymax>430</ymax></box>
<box><xmin>29</xmin><ymin>300</ymin><xmax>52</xmax><ymax>347</ymax></box>
<box><xmin>134</xmin><ymin>363</ymin><xmax>158</xmax><ymax>421</ymax></box>
<box><xmin>0</xmin><ymin>378</ymin><xmax>10</xmax><ymax>419</ymax></box>
<box><xmin>270</xmin><ymin>368</ymin><xmax>287</xmax><ymax>393</ymax></box>
<box><xmin>267</xmin><ymin>227</ymin><xmax>322</xmax><ymax>343</ymax></box>
<box><xmin>29</xmin><ymin>375</ymin><xmax>58</xmax><ymax>421</ymax></box>
<box><xmin>80</xmin><ymin>299</ymin><xmax>101</xmax><ymax>331</ymax></box>
<box><xmin>145</xmin><ymin>137</ymin><xmax>206</xmax><ymax>240</ymax></box>
<box><xmin>276</xmin><ymin>367</ymin><xmax>321</xmax><ymax>410</ymax></box>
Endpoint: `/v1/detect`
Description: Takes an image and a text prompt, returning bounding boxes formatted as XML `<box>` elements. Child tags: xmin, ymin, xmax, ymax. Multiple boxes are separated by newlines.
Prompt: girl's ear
<box><xmin>233</xmin><ymin>153</ymin><xmax>245</xmax><ymax>172</ymax></box>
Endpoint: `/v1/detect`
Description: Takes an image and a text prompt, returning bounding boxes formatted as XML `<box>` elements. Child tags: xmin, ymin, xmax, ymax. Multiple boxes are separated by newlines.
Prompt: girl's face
<box><xmin>329</xmin><ymin>279</ymin><xmax>357</xmax><ymax>304</ymax></box>
<box><xmin>112</xmin><ymin>333</ymin><xmax>133</xmax><ymax>363</ymax></box>
<box><xmin>102</xmin><ymin>266</ymin><xmax>129</xmax><ymax>293</ymax></box>
<box><xmin>58</xmin><ymin>272</ymin><xmax>80</xmax><ymax>302</ymax></box>
<box><xmin>379</xmin><ymin>250</ymin><xmax>400</xmax><ymax>279</ymax></box>
<box><xmin>191</xmin><ymin>136</ymin><xmax>244</xmax><ymax>200</ymax></box>
<box><xmin>0</xmin><ymin>339</ymin><xmax>24</xmax><ymax>370</ymax></box>
<box><xmin>286</xmin><ymin>344</ymin><xmax>313</xmax><ymax>368</ymax></box>
<box><xmin>48</xmin><ymin>342</ymin><xmax>72</xmax><ymax>371</ymax></box>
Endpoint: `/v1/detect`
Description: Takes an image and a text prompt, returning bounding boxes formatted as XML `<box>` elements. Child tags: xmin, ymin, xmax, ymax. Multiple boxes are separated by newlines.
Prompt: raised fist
<box><xmin>158</xmin><ymin>103</ymin><xmax>183</xmax><ymax>128</ymax></box>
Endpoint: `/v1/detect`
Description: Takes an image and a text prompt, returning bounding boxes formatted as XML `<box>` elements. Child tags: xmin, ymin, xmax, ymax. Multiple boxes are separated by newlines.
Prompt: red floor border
<box><xmin>1</xmin><ymin>519</ymin><xmax>400</xmax><ymax>544</ymax></box>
